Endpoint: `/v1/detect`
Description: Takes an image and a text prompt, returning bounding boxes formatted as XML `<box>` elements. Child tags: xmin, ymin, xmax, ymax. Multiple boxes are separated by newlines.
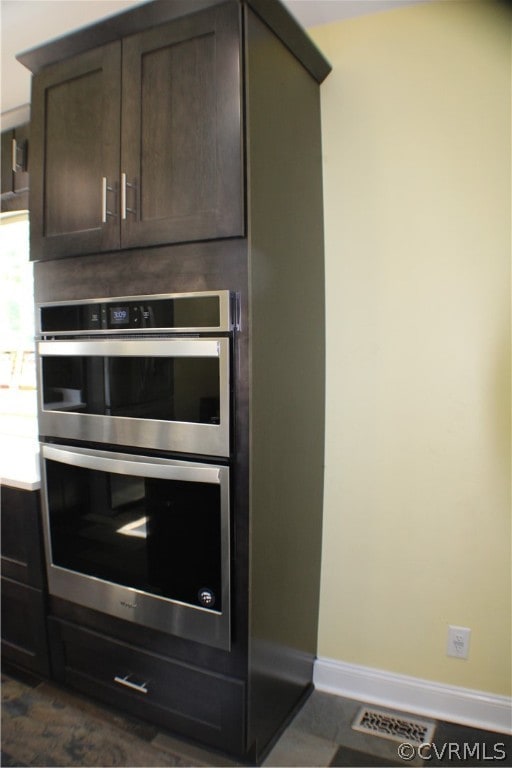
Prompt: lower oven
<box><xmin>40</xmin><ymin>442</ymin><xmax>231</xmax><ymax>651</ymax></box>
<box><xmin>36</xmin><ymin>291</ymin><xmax>235</xmax><ymax>651</ymax></box>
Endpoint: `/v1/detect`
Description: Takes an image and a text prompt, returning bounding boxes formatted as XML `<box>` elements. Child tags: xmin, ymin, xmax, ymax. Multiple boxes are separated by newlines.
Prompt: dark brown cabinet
<box><xmin>1</xmin><ymin>123</ymin><xmax>29</xmax><ymax>212</ymax></box>
<box><xmin>121</xmin><ymin>4</ymin><xmax>243</xmax><ymax>250</ymax></box>
<box><xmin>21</xmin><ymin>0</ymin><xmax>330</xmax><ymax>761</ymax></box>
<box><xmin>29</xmin><ymin>3</ymin><xmax>243</xmax><ymax>261</ymax></box>
<box><xmin>30</xmin><ymin>44</ymin><xmax>120</xmax><ymax>258</ymax></box>
<box><xmin>1</xmin><ymin>485</ymin><xmax>50</xmax><ymax>676</ymax></box>
<box><xmin>49</xmin><ymin>618</ymin><xmax>245</xmax><ymax>755</ymax></box>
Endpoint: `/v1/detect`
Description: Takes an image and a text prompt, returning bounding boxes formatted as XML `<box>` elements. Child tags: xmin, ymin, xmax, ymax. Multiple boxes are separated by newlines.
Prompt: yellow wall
<box><xmin>311</xmin><ymin>0</ymin><xmax>511</xmax><ymax>696</ymax></box>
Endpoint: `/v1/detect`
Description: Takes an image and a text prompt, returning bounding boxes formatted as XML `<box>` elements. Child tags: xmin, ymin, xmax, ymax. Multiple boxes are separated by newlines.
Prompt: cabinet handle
<box><xmin>12</xmin><ymin>138</ymin><xmax>27</xmax><ymax>173</ymax></box>
<box><xmin>101</xmin><ymin>177</ymin><xmax>115</xmax><ymax>223</ymax></box>
<box><xmin>113</xmin><ymin>674</ymin><xmax>149</xmax><ymax>695</ymax></box>
<box><xmin>121</xmin><ymin>172</ymin><xmax>137</xmax><ymax>220</ymax></box>
<box><xmin>121</xmin><ymin>172</ymin><xmax>127</xmax><ymax>220</ymax></box>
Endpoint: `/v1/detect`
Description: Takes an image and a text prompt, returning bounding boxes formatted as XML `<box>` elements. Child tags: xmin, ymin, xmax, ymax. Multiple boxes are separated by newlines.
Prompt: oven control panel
<box><xmin>38</xmin><ymin>291</ymin><xmax>232</xmax><ymax>335</ymax></box>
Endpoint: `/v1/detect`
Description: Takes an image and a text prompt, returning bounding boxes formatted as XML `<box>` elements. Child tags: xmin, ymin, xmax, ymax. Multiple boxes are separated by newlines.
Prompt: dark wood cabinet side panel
<box><xmin>245</xmin><ymin>8</ymin><xmax>325</xmax><ymax>757</ymax></box>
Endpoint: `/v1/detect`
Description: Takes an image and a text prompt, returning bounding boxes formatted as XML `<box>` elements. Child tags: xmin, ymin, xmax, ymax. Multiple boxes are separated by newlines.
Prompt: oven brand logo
<box><xmin>120</xmin><ymin>599</ymin><xmax>137</xmax><ymax>610</ymax></box>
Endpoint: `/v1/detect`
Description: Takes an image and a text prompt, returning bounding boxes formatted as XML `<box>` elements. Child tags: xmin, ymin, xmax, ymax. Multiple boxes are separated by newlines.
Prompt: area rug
<box><xmin>1</xmin><ymin>673</ymin><xmax>191</xmax><ymax>767</ymax></box>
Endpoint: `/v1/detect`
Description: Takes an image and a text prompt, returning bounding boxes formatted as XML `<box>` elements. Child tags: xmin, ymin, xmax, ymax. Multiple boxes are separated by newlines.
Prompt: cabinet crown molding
<box><xmin>17</xmin><ymin>0</ymin><xmax>331</xmax><ymax>84</ymax></box>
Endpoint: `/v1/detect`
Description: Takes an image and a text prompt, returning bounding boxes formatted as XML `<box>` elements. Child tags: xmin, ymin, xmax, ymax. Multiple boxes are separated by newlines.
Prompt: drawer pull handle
<box><xmin>113</xmin><ymin>674</ymin><xmax>148</xmax><ymax>694</ymax></box>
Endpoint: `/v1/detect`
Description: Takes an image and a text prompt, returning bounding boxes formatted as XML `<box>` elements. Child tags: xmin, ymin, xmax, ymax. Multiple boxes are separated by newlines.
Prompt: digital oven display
<box><xmin>110</xmin><ymin>306</ymin><xmax>130</xmax><ymax>326</ymax></box>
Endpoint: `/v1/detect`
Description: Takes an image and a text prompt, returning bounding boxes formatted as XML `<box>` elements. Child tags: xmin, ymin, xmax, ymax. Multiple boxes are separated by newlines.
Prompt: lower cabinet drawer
<box><xmin>1</xmin><ymin>577</ymin><xmax>50</xmax><ymax>676</ymax></box>
<box><xmin>48</xmin><ymin>618</ymin><xmax>245</xmax><ymax>755</ymax></box>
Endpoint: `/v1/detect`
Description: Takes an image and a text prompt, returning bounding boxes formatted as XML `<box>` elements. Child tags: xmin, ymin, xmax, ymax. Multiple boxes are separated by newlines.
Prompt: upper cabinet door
<box><xmin>1</xmin><ymin>130</ymin><xmax>15</xmax><ymax>198</ymax></box>
<box><xmin>1</xmin><ymin>124</ymin><xmax>29</xmax><ymax>213</ymax></box>
<box><xmin>30</xmin><ymin>43</ymin><xmax>121</xmax><ymax>261</ymax></box>
<box><xmin>12</xmin><ymin>124</ymin><xmax>30</xmax><ymax>196</ymax></box>
<box><xmin>120</xmin><ymin>3</ymin><xmax>244</xmax><ymax>250</ymax></box>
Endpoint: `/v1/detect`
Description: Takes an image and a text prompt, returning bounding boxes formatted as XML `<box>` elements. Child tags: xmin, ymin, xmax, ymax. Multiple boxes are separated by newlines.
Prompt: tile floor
<box><xmin>2</xmin><ymin>663</ymin><xmax>511</xmax><ymax>767</ymax></box>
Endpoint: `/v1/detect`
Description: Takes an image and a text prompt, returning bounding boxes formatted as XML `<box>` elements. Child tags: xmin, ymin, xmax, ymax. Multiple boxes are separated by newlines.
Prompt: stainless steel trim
<box><xmin>38</xmin><ymin>338</ymin><xmax>220</xmax><ymax>358</ymax></box>
<box><xmin>42</xmin><ymin>443</ymin><xmax>221</xmax><ymax>484</ymax></box>
<box><xmin>39</xmin><ymin>444</ymin><xmax>231</xmax><ymax>651</ymax></box>
<box><xmin>37</xmin><ymin>337</ymin><xmax>230</xmax><ymax>456</ymax></box>
<box><xmin>36</xmin><ymin>290</ymin><xmax>232</xmax><ymax>335</ymax></box>
<box><xmin>114</xmin><ymin>676</ymin><xmax>148</xmax><ymax>694</ymax></box>
<box><xmin>11</xmin><ymin>138</ymin><xmax>17</xmax><ymax>173</ymax></box>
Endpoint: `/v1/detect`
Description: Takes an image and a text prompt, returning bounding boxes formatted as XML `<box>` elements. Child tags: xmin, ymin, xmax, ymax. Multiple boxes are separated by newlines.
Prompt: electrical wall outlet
<box><xmin>447</xmin><ymin>625</ymin><xmax>471</xmax><ymax>659</ymax></box>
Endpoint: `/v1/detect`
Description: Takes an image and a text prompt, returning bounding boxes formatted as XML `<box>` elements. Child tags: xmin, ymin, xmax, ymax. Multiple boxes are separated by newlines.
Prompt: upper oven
<box><xmin>36</xmin><ymin>291</ymin><xmax>233</xmax><ymax>457</ymax></box>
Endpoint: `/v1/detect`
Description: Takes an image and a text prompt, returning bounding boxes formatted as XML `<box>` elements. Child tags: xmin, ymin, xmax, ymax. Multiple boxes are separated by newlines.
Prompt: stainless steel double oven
<box><xmin>37</xmin><ymin>291</ymin><xmax>234</xmax><ymax>651</ymax></box>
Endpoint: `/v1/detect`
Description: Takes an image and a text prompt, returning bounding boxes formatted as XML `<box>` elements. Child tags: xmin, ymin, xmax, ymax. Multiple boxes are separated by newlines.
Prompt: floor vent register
<box><xmin>352</xmin><ymin>707</ymin><xmax>436</xmax><ymax>746</ymax></box>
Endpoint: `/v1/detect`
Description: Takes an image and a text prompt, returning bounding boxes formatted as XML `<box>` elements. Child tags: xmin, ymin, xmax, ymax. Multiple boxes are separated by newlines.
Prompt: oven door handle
<box><xmin>37</xmin><ymin>338</ymin><xmax>223</xmax><ymax>357</ymax></box>
<box><xmin>41</xmin><ymin>444</ymin><xmax>223</xmax><ymax>485</ymax></box>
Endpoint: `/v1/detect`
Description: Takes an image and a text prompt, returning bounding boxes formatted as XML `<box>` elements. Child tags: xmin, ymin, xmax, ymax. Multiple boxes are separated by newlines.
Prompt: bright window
<box><xmin>0</xmin><ymin>211</ymin><xmax>37</xmax><ymax>438</ymax></box>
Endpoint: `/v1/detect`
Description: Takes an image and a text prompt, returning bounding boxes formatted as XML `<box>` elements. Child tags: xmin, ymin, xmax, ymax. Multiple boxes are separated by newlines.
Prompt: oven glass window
<box><xmin>45</xmin><ymin>459</ymin><xmax>222</xmax><ymax>611</ymax></box>
<box><xmin>41</xmin><ymin>356</ymin><xmax>220</xmax><ymax>424</ymax></box>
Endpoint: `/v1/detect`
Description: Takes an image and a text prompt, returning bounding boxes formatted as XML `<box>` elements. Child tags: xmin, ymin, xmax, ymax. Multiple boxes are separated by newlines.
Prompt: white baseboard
<box><xmin>313</xmin><ymin>656</ymin><xmax>512</xmax><ymax>735</ymax></box>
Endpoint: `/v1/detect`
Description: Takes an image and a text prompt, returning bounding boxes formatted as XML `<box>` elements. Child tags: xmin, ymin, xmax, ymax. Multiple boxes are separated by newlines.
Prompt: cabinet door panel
<box><xmin>13</xmin><ymin>123</ymin><xmax>30</xmax><ymax>195</ymax></box>
<box><xmin>121</xmin><ymin>3</ymin><xmax>244</xmax><ymax>249</ymax></box>
<box><xmin>1</xmin><ymin>577</ymin><xmax>49</xmax><ymax>676</ymax></box>
<box><xmin>140</xmin><ymin>34</ymin><xmax>217</xmax><ymax>222</ymax></box>
<box><xmin>45</xmin><ymin>71</ymin><xmax>102</xmax><ymax>236</ymax></box>
<box><xmin>30</xmin><ymin>43</ymin><xmax>121</xmax><ymax>261</ymax></box>
<box><xmin>1</xmin><ymin>125</ymin><xmax>30</xmax><ymax>212</ymax></box>
<box><xmin>1</xmin><ymin>486</ymin><xmax>44</xmax><ymax>588</ymax></box>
